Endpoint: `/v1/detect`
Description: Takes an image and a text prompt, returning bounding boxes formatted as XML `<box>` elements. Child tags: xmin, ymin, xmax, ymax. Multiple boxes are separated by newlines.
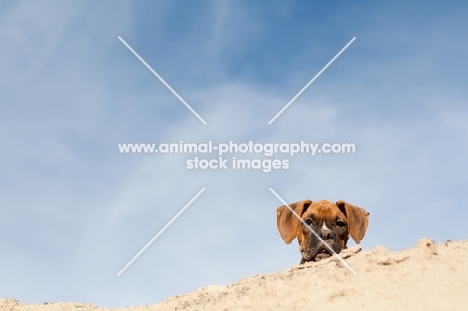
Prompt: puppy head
<box><xmin>276</xmin><ymin>199</ymin><xmax>369</xmax><ymax>262</ymax></box>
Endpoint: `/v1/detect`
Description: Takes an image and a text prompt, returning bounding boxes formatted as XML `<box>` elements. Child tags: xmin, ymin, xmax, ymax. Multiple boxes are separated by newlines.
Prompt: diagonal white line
<box><xmin>117</xmin><ymin>188</ymin><xmax>206</xmax><ymax>276</ymax></box>
<box><xmin>268</xmin><ymin>37</ymin><xmax>356</xmax><ymax>124</ymax></box>
<box><xmin>268</xmin><ymin>188</ymin><xmax>357</xmax><ymax>275</ymax></box>
<box><xmin>118</xmin><ymin>36</ymin><xmax>207</xmax><ymax>125</ymax></box>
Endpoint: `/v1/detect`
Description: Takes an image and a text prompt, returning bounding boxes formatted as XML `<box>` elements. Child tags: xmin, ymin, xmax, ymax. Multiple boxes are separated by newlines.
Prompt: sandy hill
<box><xmin>2</xmin><ymin>238</ymin><xmax>468</xmax><ymax>311</ymax></box>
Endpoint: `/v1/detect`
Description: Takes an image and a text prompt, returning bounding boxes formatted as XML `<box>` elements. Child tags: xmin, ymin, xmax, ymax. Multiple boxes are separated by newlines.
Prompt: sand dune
<box><xmin>2</xmin><ymin>238</ymin><xmax>468</xmax><ymax>311</ymax></box>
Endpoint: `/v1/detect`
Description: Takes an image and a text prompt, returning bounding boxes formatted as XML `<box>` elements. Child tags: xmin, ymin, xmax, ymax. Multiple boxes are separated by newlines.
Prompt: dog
<box><xmin>276</xmin><ymin>199</ymin><xmax>369</xmax><ymax>264</ymax></box>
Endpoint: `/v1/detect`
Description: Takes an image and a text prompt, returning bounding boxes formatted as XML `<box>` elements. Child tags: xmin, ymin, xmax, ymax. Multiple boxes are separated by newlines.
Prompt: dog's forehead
<box><xmin>303</xmin><ymin>200</ymin><xmax>345</xmax><ymax>218</ymax></box>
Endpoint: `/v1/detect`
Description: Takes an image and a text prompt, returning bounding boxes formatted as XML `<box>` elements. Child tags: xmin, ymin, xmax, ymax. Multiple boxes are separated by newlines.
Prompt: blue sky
<box><xmin>1</xmin><ymin>0</ymin><xmax>467</xmax><ymax>308</ymax></box>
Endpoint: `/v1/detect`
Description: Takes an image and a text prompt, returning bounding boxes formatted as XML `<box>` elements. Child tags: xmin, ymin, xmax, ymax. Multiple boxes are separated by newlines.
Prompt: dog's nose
<box><xmin>320</xmin><ymin>230</ymin><xmax>332</xmax><ymax>240</ymax></box>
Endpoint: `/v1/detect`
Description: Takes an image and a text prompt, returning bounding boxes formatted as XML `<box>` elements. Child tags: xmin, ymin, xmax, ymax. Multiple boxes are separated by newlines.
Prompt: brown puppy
<box><xmin>276</xmin><ymin>199</ymin><xmax>369</xmax><ymax>264</ymax></box>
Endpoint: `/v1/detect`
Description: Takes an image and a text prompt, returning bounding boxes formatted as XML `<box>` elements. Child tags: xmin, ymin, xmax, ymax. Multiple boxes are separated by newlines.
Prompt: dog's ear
<box><xmin>276</xmin><ymin>199</ymin><xmax>312</xmax><ymax>244</ymax></box>
<box><xmin>336</xmin><ymin>200</ymin><xmax>369</xmax><ymax>244</ymax></box>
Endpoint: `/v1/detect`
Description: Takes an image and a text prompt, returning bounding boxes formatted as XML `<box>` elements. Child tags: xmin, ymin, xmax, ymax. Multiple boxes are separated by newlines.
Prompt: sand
<box><xmin>2</xmin><ymin>237</ymin><xmax>468</xmax><ymax>311</ymax></box>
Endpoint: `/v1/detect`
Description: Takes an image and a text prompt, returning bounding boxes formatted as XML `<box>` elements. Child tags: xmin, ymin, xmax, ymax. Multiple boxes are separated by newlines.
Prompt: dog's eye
<box><xmin>305</xmin><ymin>219</ymin><xmax>313</xmax><ymax>226</ymax></box>
<box><xmin>336</xmin><ymin>221</ymin><xmax>346</xmax><ymax>227</ymax></box>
